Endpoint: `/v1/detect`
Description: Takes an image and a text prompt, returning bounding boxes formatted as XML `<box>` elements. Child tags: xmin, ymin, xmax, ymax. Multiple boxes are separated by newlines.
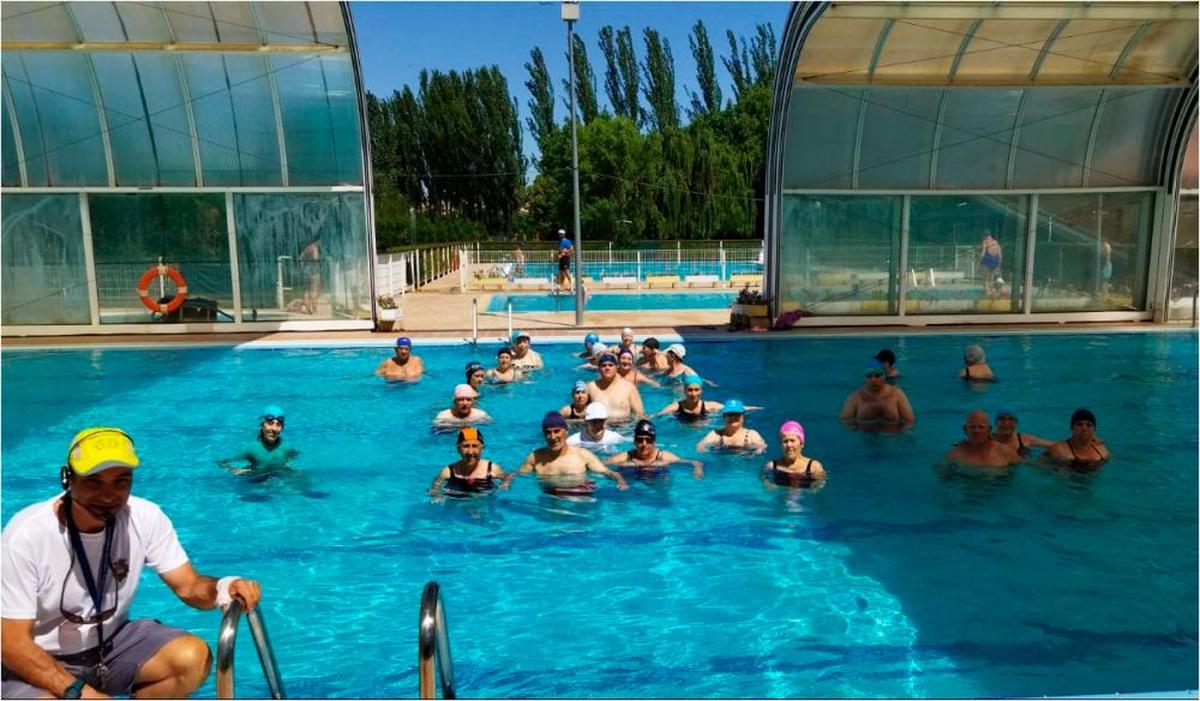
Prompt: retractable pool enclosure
<box><xmin>1</xmin><ymin>1</ymin><xmax>376</xmax><ymax>334</ymax></box>
<box><xmin>765</xmin><ymin>1</ymin><xmax>1198</xmax><ymax>326</ymax></box>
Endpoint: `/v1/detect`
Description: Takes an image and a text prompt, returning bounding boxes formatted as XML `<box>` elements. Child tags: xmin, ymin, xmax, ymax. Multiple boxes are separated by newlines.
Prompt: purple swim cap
<box><xmin>542</xmin><ymin>411</ymin><xmax>569</xmax><ymax>431</ymax></box>
<box><xmin>779</xmin><ymin>421</ymin><xmax>805</xmax><ymax>442</ymax></box>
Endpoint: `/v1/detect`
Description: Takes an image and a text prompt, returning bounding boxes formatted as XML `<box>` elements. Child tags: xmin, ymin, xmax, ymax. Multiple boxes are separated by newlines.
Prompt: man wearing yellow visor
<box><xmin>1</xmin><ymin>428</ymin><xmax>263</xmax><ymax>699</ymax></box>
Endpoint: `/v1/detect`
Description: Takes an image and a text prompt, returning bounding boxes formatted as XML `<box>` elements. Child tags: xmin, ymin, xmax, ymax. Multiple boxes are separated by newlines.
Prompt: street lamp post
<box><xmin>562</xmin><ymin>1</ymin><xmax>583</xmax><ymax>325</ymax></box>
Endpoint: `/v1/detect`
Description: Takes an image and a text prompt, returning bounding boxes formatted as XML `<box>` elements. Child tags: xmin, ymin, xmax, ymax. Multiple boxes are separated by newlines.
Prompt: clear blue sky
<box><xmin>351</xmin><ymin>2</ymin><xmax>788</xmax><ymax>166</ymax></box>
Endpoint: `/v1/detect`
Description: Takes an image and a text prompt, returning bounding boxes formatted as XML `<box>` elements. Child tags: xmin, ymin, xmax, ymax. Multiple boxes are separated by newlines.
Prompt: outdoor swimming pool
<box><xmin>486</xmin><ymin>291</ymin><xmax>737</xmax><ymax>313</ymax></box>
<box><xmin>2</xmin><ymin>332</ymin><xmax>1196</xmax><ymax>698</ymax></box>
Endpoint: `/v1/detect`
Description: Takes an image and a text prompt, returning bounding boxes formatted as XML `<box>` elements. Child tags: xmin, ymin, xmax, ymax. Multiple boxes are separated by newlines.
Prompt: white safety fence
<box><xmin>376</xmin><ymin>244</ymin><xmax>464</xmax><ymax>298</ymax></box>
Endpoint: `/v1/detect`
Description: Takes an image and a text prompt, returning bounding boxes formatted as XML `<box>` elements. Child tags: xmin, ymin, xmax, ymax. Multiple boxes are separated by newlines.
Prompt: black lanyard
<box><xmin>63</xmin><ymin>496</ymin><xmax>115</xmax><ymax>650</ymax></box>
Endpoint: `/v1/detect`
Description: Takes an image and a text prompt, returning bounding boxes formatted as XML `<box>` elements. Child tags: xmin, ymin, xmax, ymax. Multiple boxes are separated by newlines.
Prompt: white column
<box><xmin>225</xmin><ymin>192</ymin><xmax>244</xmax><ymax>324</ymax></box>
<box><xmin>78</xmin><ymin>193</ymin><xmax>101</xmax><ymax>327</ymax></box>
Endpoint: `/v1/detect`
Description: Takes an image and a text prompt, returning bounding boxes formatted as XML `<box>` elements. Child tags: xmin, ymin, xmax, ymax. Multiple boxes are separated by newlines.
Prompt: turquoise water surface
<box><xmin>2</xmin><ymin>332</ymin><xmax>1196</xmax><ymax>698</ymax></box>
<box><xmin>486</xmin><ymin>292</ymin><xmax>737</xmax><ymax>313</ymax></box>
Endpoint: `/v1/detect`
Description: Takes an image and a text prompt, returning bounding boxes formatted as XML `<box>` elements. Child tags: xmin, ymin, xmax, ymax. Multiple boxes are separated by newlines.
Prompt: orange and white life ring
<box><xmin>137</xmin><ymin>264</ymin><xmax>188</xmax><ymax>314</ymax></box>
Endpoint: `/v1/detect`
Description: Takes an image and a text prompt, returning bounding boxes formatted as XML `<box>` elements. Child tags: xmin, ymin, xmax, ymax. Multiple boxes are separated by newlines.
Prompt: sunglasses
<box><xmin>865</xmin><ymin>371</ymin><xmax>885</xmax><ymax>378</ymax></box>
<box><xmin>634</xmin><ymin>436</ymin><xmax>654</xmax><ymax>443</ymax></box>
<box><xmin>261</xmin><ymin>415</ymin><xmax>285</xmax><ymax>426</ymax></box>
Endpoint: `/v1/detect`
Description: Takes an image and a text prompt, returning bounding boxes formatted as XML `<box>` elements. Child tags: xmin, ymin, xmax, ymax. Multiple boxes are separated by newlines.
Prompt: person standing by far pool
<box><xmin>638</xmin><ymin>337</ymin><xmax>670</xmax><ymax>374</ymax></box>
<box><xmin>1</xmin><ymin>427</ymin><xmax>262</xmax><ymax>700</ymax></box>
<box><xmin>587</xmin><ymin>353</ymin><xmax>645</xmax><ymax>421</ymax></box>
<box><xmin>606</xmin><ymin>419</ymin><xmax>703</xmax><ymax>480</ymax></box>
<box><xmin>566</xmin><ymin>403</ymin><xmax>627</xmax><ymax>450</ymax></box>
<box><xmin>555</xmin><ymin>229</ymin><xmax>574</xmax><ymax>291</ymax></box>
<box><xmin>992</xmin><ymin>409</ymin><xmax>1053</xmax><ymax>458</ymax></box>
<box><xmin>513</xmin><ymin>242</ymin><xmax>526</xmax><ymax>277</ymax></box>
<box><xmin>560</xmin><ymin>381</ymin><xmax>592</xmax><ymax>421</ymax></box>
<box><xmin>434</xmin><ymin>385</ymin><xmax>492</xmax><ymax>427</ymax></box>
<box><xmin>656</xmin><ymin>375</ymin><xmax>722</xmax><ymax>423</ymax></box>
<box><xmin>579</xmin><ymin>332</ymin><xmax>601</xmax><ymax>359</ymax></box>
<box><xmin>840</xmin><ymin>360</ymin><xmax>916</xmax><ymax>430</ymax></box>
<box><xmin>299</xmin><ymin>235</ymin><xmax>321</xmax><ymax>315</ymax></box>
<box><xmin>979</xmin><ymin>231</ymin><xmax>1002</xmax><ymax>299</ymax></box>
<box><xmin>428</xmin><ymin>427</ymin><xmax>507</xmax><ymax>498</ymax></box>
<box><xmin>502</xmin><ymin>412</ymin><xmax>627</xmax><ymax>496</ymax></box>
<box><xmin>1045</xmin><ymin>408</ymin><xmax>1109</xmax><ymax>471</ymax></box>
<box><xmin>944</xmin><ymin>410</ymin><xmax>1022</xmax><ymax>469</ymax></box>
<box><xmin>763</xmin><ymin>421</ymin><xmax>826</xmax><ymax>489</ymax></box>
<box><xmin>960</xmin><ymin>344</ymin><xmax>995</xmax><ymax>382</ymax></box>
<box><xmin>486</xmin><ymin>347</ymin><xmax>524</xmax><ymax>384</ymax></box>
<box><xmin>375</xmin><ymin>337</ymin><xmax>424</xmax><ymax>382</ymax></box>
<box><xmin>510</xmin><ymin>331</ymin><xmax>544</xmax><ymax>370</ymax></box>
<box><xmin>465</xmin><ymin>362</ymin><xmax>486</xmax><ymax>392</ymax></box>
<box><xmin>873</xmin><ymin>349</ymin><xmax>900</xmax><ymax>380</ymax></box>
<box><xmin>696</xmin><ymin>401</ymin><xmax>767</xmax><ymax>454</ymax></box>
<box><xmin>617</xmin><ymin>349</ymin><xmax>661</xmax><ymax>388</ymax></box>
<box><xmin>218</xmin><ymin>406</ymin><xmax>299</xmax><ymax>478</ymax></box>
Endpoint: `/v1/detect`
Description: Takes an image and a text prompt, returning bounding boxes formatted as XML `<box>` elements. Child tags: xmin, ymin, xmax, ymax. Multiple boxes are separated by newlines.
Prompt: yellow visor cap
<box><xmin>68</xmin><ymin>428</ymin><xmax>140</xmax><ymax>476</ymax></box>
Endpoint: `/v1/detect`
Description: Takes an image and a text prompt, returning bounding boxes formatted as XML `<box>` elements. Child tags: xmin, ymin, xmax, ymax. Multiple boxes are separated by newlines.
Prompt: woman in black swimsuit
<box><xmin>762</xmin><ymin>421</ymin><xmax>826</xmax><ymax>489</ymax></box>
<box><xmin>1046</xmin><ymin>408</ymin><xmax>1110</xmax><ymax>471</ymax></box>
<box><xmin>605</xmin><ymin>419</ymin><xmax>704</xmax><ymax>480</ymax></box>
<box><xmin>559</xmin><ymin>381</ymin><xmax>591</xmax><ymax>421</ymax></box>
<box><xmin>656</xmin><ymin>375</ymin><xmax>722</xmax><ymax>423</ymax></box>
<box><xmin>428</xmin><ymin>427</ymin><xmax>508</xmax><ymax>497</ymax></box>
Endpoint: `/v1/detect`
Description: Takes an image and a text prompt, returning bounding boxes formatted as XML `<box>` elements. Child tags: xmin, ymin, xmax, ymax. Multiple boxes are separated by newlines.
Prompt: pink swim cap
<box><xmin>779</xmin><ymin>421</ymin><xmax>805</xmax><ymax>441</ymax></box>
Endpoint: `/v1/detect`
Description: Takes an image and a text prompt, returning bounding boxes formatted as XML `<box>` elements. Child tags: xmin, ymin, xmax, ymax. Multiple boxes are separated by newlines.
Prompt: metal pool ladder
<box><xmin>419</xmin><ymin>581</ymin><xmax>456</xmax><ymax>699</ymax></box>
<box><xmin>216</xmin><ymin>599</ymin><xmax>286</xmax><ymax>699</ymax></box>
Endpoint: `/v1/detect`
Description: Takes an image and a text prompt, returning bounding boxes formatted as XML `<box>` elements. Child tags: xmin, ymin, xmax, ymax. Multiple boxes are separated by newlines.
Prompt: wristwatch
<box><xmin>61</xmin><ymin>678</ymin><xmax>85</xmax><ymax>699</ymax></box>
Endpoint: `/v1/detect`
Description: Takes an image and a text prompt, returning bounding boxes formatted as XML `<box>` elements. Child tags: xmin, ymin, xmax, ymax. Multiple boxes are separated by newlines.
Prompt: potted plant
<box><xmin>730</xmin><ymin>285</ymin><xmax>772</xmax><ymax>330</ymax></box>
<box><xmin>376</xmin><ymin>294</ymin><xmax>401</xmax><ymax>331</ymax></box>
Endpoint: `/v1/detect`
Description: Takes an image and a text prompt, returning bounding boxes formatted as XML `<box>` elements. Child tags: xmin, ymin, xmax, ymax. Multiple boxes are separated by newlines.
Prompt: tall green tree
<box><xmin>723</xmin><ymin>30</ymin><xmax>751</xmax><ymax>101</ymax></box>
<box><xmin>640</xmin><ymin>28</ymin><xmax>678</xmax><ymax>131</ymax></box>
<box><xmin>616</xmin><ymin>26</ymin><xmax>642</xmax><ymax>128</ymax></box>
<box><xmin>597</xmin><ymin>25</ymin><xmax>626</xmax><ymax>118</ymax></box>
<box><xmin>686</xmin><ymin>20</ymin><xmax>722</xmax><ymax>120</ymax></box>
<box><xmin>749</xmin><ymin>23</ymin><xmax>778</xmax><ymax>87</ymax></box>
<box><xmin>524</xmin><ymin>47</ymin><xmax>556</xmax><ymax>160</ymax></box>
<box><xmin>562</xmin><ymin>33</ymin><xmax>599</xmax><ymax>123</ymax></box>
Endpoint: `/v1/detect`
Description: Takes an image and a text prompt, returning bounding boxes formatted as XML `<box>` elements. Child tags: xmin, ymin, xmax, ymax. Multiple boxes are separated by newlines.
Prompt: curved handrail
<box><xmin>418</xmin><ymin>581</ymin><xmax>456</xmax><ymax>699</ymax></box>
<box><xmin>217</xmin><ymin>600</ymin><xmax>286</xmax><ymax>699</ymax></box>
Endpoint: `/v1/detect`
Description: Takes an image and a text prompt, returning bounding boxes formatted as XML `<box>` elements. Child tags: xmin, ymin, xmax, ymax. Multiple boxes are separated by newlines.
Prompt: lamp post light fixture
<box><xmin>562</xmin><ymin>0</ymin><xmax>583</xmax><ymax>325</ymax></box>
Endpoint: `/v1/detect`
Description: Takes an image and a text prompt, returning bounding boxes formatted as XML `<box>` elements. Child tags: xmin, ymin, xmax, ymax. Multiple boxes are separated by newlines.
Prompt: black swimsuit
<box><xmin>445</xmin><ymin>461</ymin><xmax>496</xmax><ymax>493</ymax></box>
<box><xmin>1067</xmin><ymin>442</ymin><xmax>1105</xmax><ymax>471</ymax></box>
<box><xmin>619</xmin><ymin>450</ymin><xmax>665</xmax><ymax>479</ymax></box>
<box><xmin>675</xmin><ymin>402</ymin><xmax>709</xmax><ymax>423</ymax></box>
<box><xmin>568</xmin><ymin>405</ymin><xmax>587</xmax><ymax>420</ymax></box>
<box><xmin>769</xmin><ymin>459</ymin><xmax>817</xmax><ymax>487</ymax></box>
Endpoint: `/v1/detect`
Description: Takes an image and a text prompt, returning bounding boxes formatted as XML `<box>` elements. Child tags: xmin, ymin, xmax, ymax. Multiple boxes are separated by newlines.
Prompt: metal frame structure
<box><xmin>0</xmin><ymin>1</ymin><xmax>376</xmax><ymax>336</ymax></box>
<box><xmin>764</xmin><ymin>1</ymin><xmax>1199</xmax><ymax>327</ymax></box>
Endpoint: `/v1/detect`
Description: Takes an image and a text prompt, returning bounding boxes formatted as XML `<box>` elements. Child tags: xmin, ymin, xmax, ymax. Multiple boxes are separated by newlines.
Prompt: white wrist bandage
<box><xmin>216</xmin><ymin>577</ymin><xmax>241</xmax><ymax>611</ymax></box>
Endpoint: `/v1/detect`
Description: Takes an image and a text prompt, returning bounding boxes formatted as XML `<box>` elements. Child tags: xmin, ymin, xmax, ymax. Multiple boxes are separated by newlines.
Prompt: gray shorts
<box><xmin>1</xmin><ymin>619</ymin><xmax>191</xmax><ymax>698</ymax></box>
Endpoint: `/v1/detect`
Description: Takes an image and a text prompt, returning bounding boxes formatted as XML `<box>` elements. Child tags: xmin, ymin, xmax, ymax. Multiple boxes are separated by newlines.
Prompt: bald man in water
<box><xmin>945</xmin><ymin>410</ymin><xmax>1022</xmax><ymax>468</ymax></box>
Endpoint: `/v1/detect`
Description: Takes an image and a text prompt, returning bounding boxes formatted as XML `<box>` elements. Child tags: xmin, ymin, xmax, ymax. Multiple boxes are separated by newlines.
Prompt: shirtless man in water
<box><xmin>944</xmin><ymin>410</ymin><xmax>1021</xmax><ymax>468</ymax></box>
<box><xmin>588</xmin><ymin>353</ymin><xmax>645</xmax><ymax>420</ymax></box>
<box><xmin>374</xmin><ymin>336</ymin><xmax>424</xmax><ymax>381</ymax></box>
<box><xmin>839</xmin><ymin>360</ymin><xmax>916</xmax><ymax>429</ymax></box>
<box><xmin>503</xmin><ymin>412</ymin><xmax>628</xmax><ymax>495</ymax></box>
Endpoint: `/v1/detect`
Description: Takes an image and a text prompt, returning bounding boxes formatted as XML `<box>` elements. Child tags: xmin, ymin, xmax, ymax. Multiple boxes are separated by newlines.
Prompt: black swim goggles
<box><xmin>261</xmin><ymin>415</ymin><xmax>285</xmax><ymax>426</ymax></box>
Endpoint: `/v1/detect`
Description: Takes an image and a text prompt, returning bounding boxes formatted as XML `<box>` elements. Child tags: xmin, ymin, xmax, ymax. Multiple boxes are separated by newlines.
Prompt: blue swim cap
<box><xmin>995</xmin><ymin>407</ymin><xmax>1018</xmax><ymax>421</ymax></box>
<box><xmin>573</xmin><ymin>380</ymin><xmax>588</xmax><ymax>393</ymax></box>
<box><xmin>683</xmin><ymin>374</ymin><xmax>703</xmax><ymax>387</ymax></box>
<box><xmin>261</xmin><ymin>405</ymin><xmax>285</xmax><ymax>421</ymax></box>
<box><xmin>865</xmin><ymin>359</ymin><xmax>887</xmax><ymax>375</ymax></box>
<box><xmin>585</xmin><ymin>332</ymin><xmax>599</xmax><ymax>344</ymax></box>
<box><xmin>723</xmin><ymin>399</ymin><xmax>746</xmax><ymax>415</ymax></box>
<box><xmin>395</xmin><ymin>336</ymin><xmax>412</xmax><ymax>348</ymax></box>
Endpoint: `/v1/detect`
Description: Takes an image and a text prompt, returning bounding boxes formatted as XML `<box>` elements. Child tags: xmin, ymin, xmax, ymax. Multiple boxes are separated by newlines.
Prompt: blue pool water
<box><xmin>486</xmin><ymin>291</ymin><xmax>737</xmax><ymax>313</ymax></box>
<box><xmin>506</xmin><ymin>260</ymin><xmax>761</xmax><ymax>282</ymax></box>
<box><xmin>2</xmin><ymin>333</ymin><xmax>1196</xmax><ymax>698</ymax></box>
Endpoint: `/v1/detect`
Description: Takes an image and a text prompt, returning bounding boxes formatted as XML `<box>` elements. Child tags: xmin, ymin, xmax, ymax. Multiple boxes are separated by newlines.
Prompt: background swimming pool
<box><xmin>2</xmin><ymin>332</ymin><xmax>1196</xmax><ymax>698</ymax></box>
<box><xmin>486</xmin><ymin>292</ymin><xmax>737</xmax><ymax>313</ymax></box>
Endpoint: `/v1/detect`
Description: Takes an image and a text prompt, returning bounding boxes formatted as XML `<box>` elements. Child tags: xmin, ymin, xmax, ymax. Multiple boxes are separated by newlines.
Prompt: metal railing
<box><xmin>217</xmin><ymin>600</ymin><xmax>285</xmax><ymax>699</ymax></box>
<box><xmin>376</xmin><ymin>244</ymin><xmax>463</xmax><ymax>298</ymax></box>
<box><xmin>419</xmin><ymin>581</ymin><xmax>456</xmax><ymax>699</ymax></box>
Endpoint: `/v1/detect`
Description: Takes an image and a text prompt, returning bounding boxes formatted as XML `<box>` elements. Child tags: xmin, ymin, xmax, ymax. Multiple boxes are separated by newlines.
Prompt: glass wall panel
<box><xmin>258</xmin><ymin>2</ymin><xmax>318</xmax><ymax>45</ymax></box>
<box><xmin>207</xmin><ymin>3</ymin><xmax>262</xmax><ymax>44</ymax></box>
<box><xmin>273</xmin><ymin>55</ymin><xmax>362</xmax><ymax>186</ymax></box>
<box><xmin>935</xmin><ymin>88</ymin><xmax>1022</xmax><ymax>189</ymax></box>
<box><xmin>1011</xmin><ymin>88</ymin><xmax>1098</xmax><ymax>188</ymax></box>
<box><xmin>134</xmin><ymin>53</ymin><xmax>197</xmax><ymax>186</ymax></box>
<box><xmin>782</xmin><ymin>87</ymin><xmax>860</xmax><ymax>189</ymax></box>
<box><xmin>3</xmin><ymin>86</ymin><xmax>21</xmax><ymax>186</ymax></box>
<box><xmin>112</xmin><ymin>3</ymin><xmax>172</xmax><ymax>43</ymax></box>
<box><xmin>1</xmin><ymin>194</ymin><xmax>90</xmax><ymax>325</ymax></box>
<box><xmin>159</xmin><ymin>2</ymin><xmax>220</xmax><ymax>43</ymax></box>
<box><xmin>779</xmin><ymin>194</ymin><xmax>900</xmax><ymax>315</ymax></box>
<box><xmin>1088</xmin><ymin>88</ymin><xmax>1175</xmax><ymax>188</ymax></box>
<box><xmin>1167</xmin><ymin>194</ymin><xmax>1197</xmax><ymax>321</ymax></box>
<box><xmin>89</xmin><ymin>194</ymin><xmax>232</xmax><ymax>324</ymax></box>
<box><xmin>858</xmin><ymin>88</ymin><xmax>939</xmax><ymax>189</ymax></box>
<box><xmin>6</xmin><ymin>53</ymin><xmax>107</xmax><ymax>186</ymax></box>
<box><xmin>2</xmin><ymin>64</ymin><xmax>48</xmax><ymax>185</ymax></box>
<box><xmin>91</xmin><ymin>53</ymin><xmax>158</xmax><ymax>186</ymax></box>
<box><xmin>233</xmin><ymin>193</ymin><xmax>370</xmax><ymax>321</ymax></box>
<box><xmin>908</xmin><ymin>195</ymin><xmax>1027</xmax><ymax>314</ymax></box>
<box><xmin>68</xmin><ymin>3</ymin><xmax>126</xmax><ymax>42</ymax></box>
<box><xmin>181</xmin><ymin>54</ymin><xmax>244</xmax><ymax>186</ymax></box>
<box><xmin>1</xmin><ymin>3</ymin><xmax>76</xmax><ymax>42</ymax></box>
<box><xmin>310</xmin><ymin>3</ymin><xmax>350</xmax><ymax>46</ymax></box>
<box><xmin>1032</xmin><ymin>192</ymin><xmax>1154</xmax><ymax>312</ymax></box>
<box><xmin>223</xmin><ymin>54</ymin><xmax>283</xmax><ymax>186</ymax></box>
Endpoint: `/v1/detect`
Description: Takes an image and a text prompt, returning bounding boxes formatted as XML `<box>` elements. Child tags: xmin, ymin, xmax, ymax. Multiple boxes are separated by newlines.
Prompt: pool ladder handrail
<box><xmin>216</xmin><ymin>599</ymin><xmax>286</xmax><ymax>699</ymax></box>
<box><xmin>419</xmin><ymin>581</ymin><xmax>456</xmax><ymax>699</ymax></box>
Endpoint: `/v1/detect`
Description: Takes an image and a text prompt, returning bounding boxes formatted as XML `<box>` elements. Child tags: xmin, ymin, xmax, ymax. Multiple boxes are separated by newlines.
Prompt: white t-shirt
<box><xmin>1</xmin><ymin>495</ymin><xmax>190</xmax><ymax>654</ymax></box>
<box><xmin>567</xmin><ymin>429</ymin><xmax>627</xmax><ymax>449</ymax></box>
